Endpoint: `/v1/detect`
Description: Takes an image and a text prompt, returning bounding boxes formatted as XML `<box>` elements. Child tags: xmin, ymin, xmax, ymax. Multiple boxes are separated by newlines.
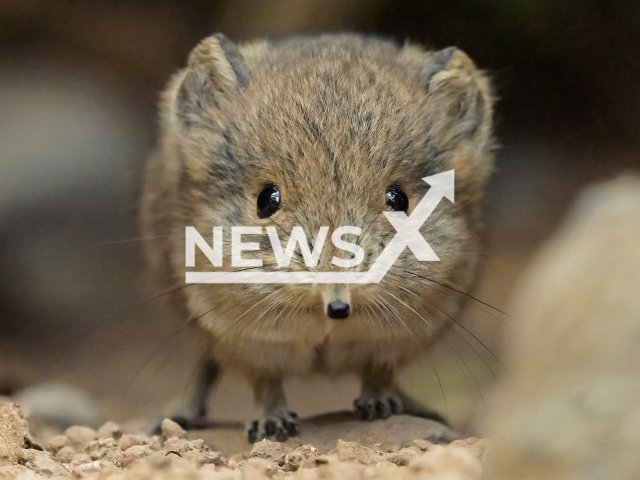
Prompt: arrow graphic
<box><xmin>186</xmin><ymin>170</ymin><xmax>455</xmax><ymax>284</ymax></box>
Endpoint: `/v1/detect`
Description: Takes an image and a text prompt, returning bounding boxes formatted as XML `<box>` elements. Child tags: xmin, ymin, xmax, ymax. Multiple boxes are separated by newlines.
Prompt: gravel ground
<box><xmin>0</xmin><ymin>402</ymin><xmax>487</xmax><ymax>480</ymax></box>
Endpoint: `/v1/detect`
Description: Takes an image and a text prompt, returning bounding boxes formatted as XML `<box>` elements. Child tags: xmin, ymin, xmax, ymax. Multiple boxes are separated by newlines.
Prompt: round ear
<box><xmin>176</xmin><ymin>34</ymin><xmax>248</xmax><ymax>128</ymax></box>
<box><xmin>400</xmin><ymin>44</ymin><xmax>496</xmax><ymax>203</ymax></box>
<box><xmin>423</xmin><ymin>46</ymin><xmax>494</xmax><ymax>149</ymax></box>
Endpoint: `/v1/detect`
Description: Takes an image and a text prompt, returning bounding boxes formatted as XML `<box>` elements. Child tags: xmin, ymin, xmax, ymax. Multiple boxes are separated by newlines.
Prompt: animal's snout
<box><xmin>322</xmin><ymin>286</ymin><xmax>351</xmax><ymax>320</ymax></box>
<box><xmin>327</xmin><ymin>300</ymin><xmax>350</xmax><ymax>320</ymax></box>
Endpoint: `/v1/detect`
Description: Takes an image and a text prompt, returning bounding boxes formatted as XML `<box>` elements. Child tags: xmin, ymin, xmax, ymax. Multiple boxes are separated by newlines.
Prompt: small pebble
<box><xmin>103</xmin><ymin>449</ymin><xmax>123</xmax><ymax>468</ymax></box>
<box><xmin>331</xmin><ymin>439</ymin><xmax>382</xmax><ymax>465</ymax></box>
<box><xmin>55</xmin><ymin>446</ymin><xmax>76</xmax><ymax>464</ymax></box>
<box><xmin>163</xmin><ymin>437</ymin><xmax>193</xmax><ymax>455</ymax></box>
<box><xmin>120</xmin><ymin>445</ymin><xmax>153</xmax><ymax>468</ymax></box>
<box><xmin>64</xmin><ymin>426</ymin><xmax>97</xmax><ymax>451</ymax></box>
<box><xmin>383</xmin><ymin>446</ymin><xmax>422</xmax><ymax>466</ymax></box>
<box><xmin>241</xmin><ymin>457</ymin><xmax>280</xmax><ymax>477</ymax></box>
<box><xmin>200</xmin><ymin>451</ymin><xmax>228</xmax><ymax>467</ymax></box>
<box><xmin>45</xmin><ymin>434</ymin><xmax>69</xmax><ymax>455</ymax></box>
<box><xmin>147</xmin><ymin>435</ymin><xmax>163</xmax><ymax>451</ymax></box>
<box><xmin>190</xmin><ymin>438</ymin><xmax>205</xmax><ymax>451</ymax></box>
<box><xmin>406</xmin><ymin>439</ymin><xmax>437</xmax><ymax>452</ymax></box>
<box><xmin>118</xmin><ymin>433</ymin><xmax>145</xmax><ymax>451</ymax></box>
<box><xmin>69</xmin><ymin>452</ymin><xmax>92</xmax><ymax>467</ymax></box>
<box><xmin>160</xmin><ymin>418</ymin><xmax>186</xmax><ymax>441</ymax></box>
<box><xmin>97</xmin><ymin>421</ymin><xmax>122</xmax><ymax>440</ymax></box>
<box><xmin>283</xmin><ymin>444</ymin><xmax>319</xmax><ymax>471</ymax></box>
<box><xmin>250</xmin><ymin>438</ymin><xmax>286</xmax><ymax>466</ymax></box>
<box><xmin>85</xmin><ymin>437</ymin><xmax>119</xmax><ymax>460</ymax></box>
<box><xmin>72</xmin><ymin>459</ymin><xmax>119</xmax><ymax>477</ymax></box>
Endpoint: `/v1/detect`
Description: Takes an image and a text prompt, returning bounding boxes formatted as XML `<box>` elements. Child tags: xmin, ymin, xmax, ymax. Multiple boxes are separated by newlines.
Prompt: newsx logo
<box><xmin>186</xmin><ymin>170</ymin><xmax>454</xmax><ymax>284</ymax></box>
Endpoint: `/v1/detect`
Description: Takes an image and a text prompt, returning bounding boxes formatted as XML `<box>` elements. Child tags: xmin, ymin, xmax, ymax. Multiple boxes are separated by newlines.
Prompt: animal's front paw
<box><xmin>246</xmin><ymin>409</ymin><xmax>298</xmax><ymax>443</ymax></box>
<box><xmin>354</xmin><ymin>388</ymin><xmax>404</xmax><ymax>420</ymax></box>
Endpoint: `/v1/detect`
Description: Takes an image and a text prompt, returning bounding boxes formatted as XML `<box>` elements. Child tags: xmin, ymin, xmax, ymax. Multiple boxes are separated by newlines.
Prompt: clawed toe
<box><xmin>246</xmin><ymin>411</ymin><xmax>299</xmax><ymax>443</ymax></box>
<box><xmin>354</xmin><ymin>393</ymin><xmax>402</xmax><ymax>420</ymax></box>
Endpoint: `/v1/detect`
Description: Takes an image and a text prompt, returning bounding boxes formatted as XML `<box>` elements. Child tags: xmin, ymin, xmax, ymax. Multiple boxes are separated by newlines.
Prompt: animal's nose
<box><xmin>327</xmin><ymin>300</ymin><xmax>350</xmax><ymax>320</ymax></box>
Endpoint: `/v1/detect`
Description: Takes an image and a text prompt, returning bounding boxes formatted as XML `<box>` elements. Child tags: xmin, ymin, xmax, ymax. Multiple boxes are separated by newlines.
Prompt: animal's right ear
<box><xmin>175</xmin><ymin>34</ymin><xmax>247</xmax><ymax>127</ymax></box>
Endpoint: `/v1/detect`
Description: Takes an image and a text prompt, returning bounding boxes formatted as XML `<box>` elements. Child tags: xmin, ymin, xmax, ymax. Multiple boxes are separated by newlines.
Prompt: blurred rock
<box><xmin>97</xmin><ymin>421</ymin><xmax>122</xmax><ymax>441</ymax></box>
<box><xmin>43</xmin><ymin>435</ymin><xmax>67</xmax><ymax>455</ymax></box>
<box><xmin>409</xmin><ymin>445</ymin><xmax>482</xmax><ymax>479</ymax></box>
<box><xmin>119</xmin><ymin>445</ymin><xmax>153</xmax><ymax>468</ymax></box>
<box><xmin>382</xmin><ymin>446</ymin><xmax>422</xmax><ymax>466</ymax></box>
<box><xmin>117</xmin><ymin>433</ymin><xmax>145</xmax><ymax>451</ymax></box>
<box><xmin>69</xmin><ymin>452</ymin><xmax>92</xmax><ymax>467</ymax></box>
<box><xmin>63</xmin><ymin>426</ymin><xmax>97</xmax><ymax>451</ymax></box>
<box><xmin>54</xmin><ymin>446</ymin><xmax>75</xmax><ymax>464</ymax></box>
<box><xmin>329</xmin><ymin>439</ymin><xmax>382</xmax><ymax>465</ymax></box>
<box><xmin>86</xmin><ymin>437</ymin><xmax>118</xmax><ymax>461</ymax></box>
<box><xmin>160</xmin><ymin>418</ymin><xmax>186</xmax><ymax>441</ymax></box>
<box><xmin>71</xmin><ymin>459</ymin><xmax>119</xmax><ymax>477</ymax></box>
<box><xmin>14</xmin><ymin>382</ymin><xmax>99</xmax><ymax>431</ymax></box>
<box><xmin>483</xmin><ymin>174</ymin><xmax>640</xmax><ymax>479</ymax></box>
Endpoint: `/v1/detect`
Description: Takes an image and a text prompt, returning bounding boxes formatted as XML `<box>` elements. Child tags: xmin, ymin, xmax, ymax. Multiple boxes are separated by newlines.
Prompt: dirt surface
<box><xmin>0</xmin><ymin>402</ymin><xmax>487</xmax><ymax>479</ymax></box>
<box><xmin>189</xmin><ymin>411</ymin><xmax>458</xmax><ymax>458</ymax></box>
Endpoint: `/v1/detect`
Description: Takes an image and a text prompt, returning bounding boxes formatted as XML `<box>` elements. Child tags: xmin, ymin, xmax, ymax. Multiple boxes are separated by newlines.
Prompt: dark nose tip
<box><xmin>327</xmin><ymin>300</ymin><xmax>350</xmax><ymax>320</ymax></box>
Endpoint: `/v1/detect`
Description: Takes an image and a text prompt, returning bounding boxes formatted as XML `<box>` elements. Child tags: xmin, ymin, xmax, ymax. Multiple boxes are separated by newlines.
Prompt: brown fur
<box><xmin>141</xmin><ymin>33</ymin><xmax>495</xmax><ymax>438</ymax></box>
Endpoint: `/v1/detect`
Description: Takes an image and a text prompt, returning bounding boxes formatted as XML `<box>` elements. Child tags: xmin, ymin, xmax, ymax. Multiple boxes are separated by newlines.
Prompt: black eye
<box><xmin>386</xmin><ymin>186</ymin><xmax>408</xmax><ymax>212</ymax></box>
<box><xmin>257</xmin><ymin>184</ymin><xmax>280</xmax><ymax>218</ymax></box>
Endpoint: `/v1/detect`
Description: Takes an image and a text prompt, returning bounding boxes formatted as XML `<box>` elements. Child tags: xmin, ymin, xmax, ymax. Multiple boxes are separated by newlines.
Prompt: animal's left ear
<box><xmin>400</xmin><ymin>45</ymin><xmax>495</xmax><ymax>202</ymax></box>
<box><xmin>421</xmin><ymin>46</ymin><xmax>494</xmax><ymax>151</ymax></box>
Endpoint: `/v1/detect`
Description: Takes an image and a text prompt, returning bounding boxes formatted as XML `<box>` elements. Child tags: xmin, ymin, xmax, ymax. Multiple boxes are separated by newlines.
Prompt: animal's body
<box><xmin>141</xmin><ymin>33</ymin><xmax>495</xmax><ymax>442</ymax></box>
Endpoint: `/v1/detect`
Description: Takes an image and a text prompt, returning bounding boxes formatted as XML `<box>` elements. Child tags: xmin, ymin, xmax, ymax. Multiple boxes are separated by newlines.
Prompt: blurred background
<box><xmin>0</xmin><ymin>0</ymin><xmax>638</xmax><ymax>433</ymax></box>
